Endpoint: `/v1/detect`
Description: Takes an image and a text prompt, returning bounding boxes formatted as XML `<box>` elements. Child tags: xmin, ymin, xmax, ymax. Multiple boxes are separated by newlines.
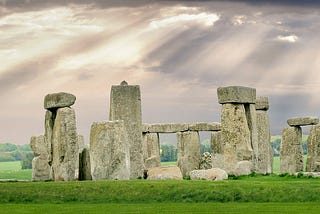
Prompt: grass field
<box><xmin>0</xmin><ymin>161</ymin><xmax>31</xmax><ymax>180</ymax></box>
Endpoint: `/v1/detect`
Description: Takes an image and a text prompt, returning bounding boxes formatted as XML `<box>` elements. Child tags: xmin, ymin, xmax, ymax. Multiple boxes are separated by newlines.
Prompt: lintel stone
<box><xmin>44</xmin><ymin>92</ymin><xmax>76</xmax><ymax>110</ymax></box>
<box><xmin>255</xmin><ymin>97</ymin><xmax>269</xmax><ymax>110</ymax></box>
<box><xmin>142</xmin><ymin>122</ymin><xmax>221</xmax><ymax>133</ymax></box>
<box><xmin>287</xmin><ymin>117</ymin><xmax>319</xmax><ymax>127</ymax></box>
<box><xmin>217</xmin><ymin>86</ymin><xmax>256</xmax><ymax>104</ymax></box>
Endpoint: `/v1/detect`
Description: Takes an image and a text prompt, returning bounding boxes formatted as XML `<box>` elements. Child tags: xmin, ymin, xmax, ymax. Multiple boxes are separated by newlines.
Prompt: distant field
<box><xmin>0</xmin><ymin>161</ymin><xmax>31</xmax><ymax>180</ymax></box>
<box><xmin>161</xmin><ymin>161</ymin><xmax>176</xmax><ymax>166</ymax></box>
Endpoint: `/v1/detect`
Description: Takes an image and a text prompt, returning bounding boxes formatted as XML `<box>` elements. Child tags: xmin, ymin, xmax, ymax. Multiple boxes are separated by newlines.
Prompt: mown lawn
<box><xmin>1</xmin><ymin>203</ymin><xmax>320</xmax><ymax>214</ymax></box>
<box><xmin>0</xmin><ymin>161</ymin><xmax>31</xmax><ymax>180</ymax></box>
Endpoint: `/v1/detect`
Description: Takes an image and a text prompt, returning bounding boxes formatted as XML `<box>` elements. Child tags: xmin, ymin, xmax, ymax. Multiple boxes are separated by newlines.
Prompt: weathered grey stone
<box><xmin>189</xmin><ymin>168</ymin><xmax>228</xmax><ymax>181</ymax></box>
<box><xmin>199</xmin><ymin>152</ymin><xmax>212</xmax><ymax>170</ymax></box>
<box><xmin>142</xmin><ymin>123</ymin><xmax>221</xmax><ymax>133</ymax></box>
<box><xmin>90</xmin><ymin>121</ymin><xmax>130</xmax><ymax>180</ymax></box>
<box><xmin>142</xmin><ymin>133</ymin><xmax>160</xmax><ymax>169</ymax></box>
<box><xmin>44</xmin><ymin>110</ymin><xmax>54</xmax><ymax>163</ymax></box>
<box><xmin>280</xmin><ymin>126</ymin><xmax>303</xmax><ymax>174</ymax></box>
<box><xmin>142</xmin><ymin>123</ymin><xmax>189</xmax><ymax>133</ymax></box>
<box><xmin>211</xmin><ymin>131</ymin><xmax>224</xmax><ymax>169</ymax></box>
<box><xmin>30</xmin><ymin>135</ymin><xmax>52</xmax><ymax>181</ymax></box>
<box><xmin>217</xmin><ymin>86</ymin><xmax>256</xmax><ymax>104</ymax></box>
<box><xmin>147</xmin><ymin>166</ymin><xmax>183</xmax><ymax>180</ymax></box>
<box><xmin>287</xmin><ymin>117</ymin><xmax>319</xmax><ymax>127</ymax></box>
<box><xmin>44</xmin><ymin>92</ymin><xmax>76</xmax><ymax>110</ymax></box>
<box><xmin>295</xmin><ymin>172</ymin><xmax>320</xmax><ymax>178</ymax></box>
<box><xmin>74</xmin><ymin>135</ymin><xmax>85</xmax><ymax>179</ymax></box>
<box><xmin>188</xmin><ymin>122</ymin><xmax>221</xmax><ymax>132</ymax></box>
<box><xmin>109</xmin><ymin>83</ymin><xmax>144</xmax><ymax>179</ymax></box>
<box><xmin>79</xmin><ymin>147</ymin><xmax>92</xmax><ymax>180</ymax></box>
<box><xmin>256</xmin><ymin>110</ymin><xmax>273</xmax><ymax>174</ymax></box>
<box><xmin>234</xmin><ymin>161</ymin><xmax>253</xmax><ymax>176</ymax></box>
<box><xmin>221</xmin><ymin>103</ymin><xmax>253</xmax><ymax>174</ymax></box>
<box><xmin>52</xmin><ymin>107</ymin><xmax>79</xmax><ymax>181</ymax></box>
<box><xmin>255</xmin><ymin>97</ymin><xmax>269</xmax><ymax>110</ymax></box>
<box><xmin>245</xmin><ymin>104</ymin><xmax>259</xmax><ymax>172</ymax></box>
<box><xmin>306</xmin><ymin>125</ymin><xmax>320</xmax><ymax>172</ymax></box>
<box><xmin>177</xmin><ymin>131</ymin><xmax>200</xmax><ymax>176</ymax></box>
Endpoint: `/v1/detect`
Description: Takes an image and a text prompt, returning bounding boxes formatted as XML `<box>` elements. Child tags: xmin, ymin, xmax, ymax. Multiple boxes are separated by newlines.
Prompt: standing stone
<box><xmin>306</xmin><ymin>125</ymin><xmax>320</xmax><ymax>172</ymax></box>
<box><xmin>221</xmin><ymin>103</ymin><xmax>253</xmax><ymax>174</ymax></box>
<box><xmin>109</xmin><ymin>82</ymin><xmax>144</xmax><ymax>179</ymax></box>
<box><xmin>211</xmin><ymin>131</ymin><xmax>224</xmax><ymax>169</ymax></box>
<box><xmin>74</xmin><ymin>135</ymin><xmax>85</xmax><ymax>179</ymax></box>
<box><xmin>280</xmin><ymin>126</ymin><xmax>303</xmax><ymax>174</ymax></box>
<box><xmin>256</xmin><ymin>97</ymin><xmax>273</xmax><ymax>174</ymax></box>
<box><xmin>30</xmin><ymin>135</ymin><xmax>51</xmax><ymax>181</ymax></box>
<box><xmin>52</xmin><ymin>107</ymin><xmax>78</xmax><ymax>181</ymax></box>
<box><xmin>177</xmin><ymin>131</ymin><xmax>200</xmax><ymax>176</ymax></box>
<box><xmin>90</xmin><ymin>121</ymin><xmax>130</xmax><ymax>180</ymax></box>
<box><xmin>79</xmin><ymin>147</ymin><xmax>92</xmax><ymax>180</ymax></box>
<box><xmin>142</xmin><ymin>133</ymin><xmax>161</xmax><ymax>170</ymax></box>
<box><xmin>44</xmin><ymin>92</ymin><xmax>76</xmax><ymax>110</ymax></box>
<box><xmin>44</xmin><ymin>110</ymin><xmax>54</xmax><ymax>164</ymax></box>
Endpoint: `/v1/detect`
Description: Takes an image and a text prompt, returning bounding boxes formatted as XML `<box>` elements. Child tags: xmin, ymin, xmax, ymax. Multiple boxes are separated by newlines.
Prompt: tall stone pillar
<box><xmin>280</xmin><ymin>126</ymin><xmax>303</xmax><ymax>174</ymax></box>
<box><xmin>109</xmin><ymin>81</ymin><xmax>144</xmax><ymax>179</ymax></box>
<box><xmin>177</xmin><ymin>131</ymin><xmax>200</xmax><ymax>176</ymax></box>
<box><xmin>255</xmin><ymin>97</ymin><xmax>273</xmax><ymax>174</ymax></box>
<box><xmin>211</xmin><ymin>131</ymin><xmax>224</xmax><ymax>169</ymax></box>
<box><xmin>305</xmin><ymin>120</ymin><xmax>320</xmax><ymax>172</ymax></box>
<box><xmin>217</xmin><ymin>86</ymin><xmax>256</xmax><ymax>175</ymax></box>
<box><xmin>142</xmin><ymin>133</ymin><xmax>161</xmax><ymax>170</ymax></box>
<box><xmin>90</xmin><ymin>121</ymin><xmax>130</xmax><ymax>180</ymax></box>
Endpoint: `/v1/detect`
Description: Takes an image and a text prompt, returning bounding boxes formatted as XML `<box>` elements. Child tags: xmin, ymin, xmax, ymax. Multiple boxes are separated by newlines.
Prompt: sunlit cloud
<box><xmin>276</xmin><ymin>34</ymin><xmax>299</xmax><ymax>43</ymax></box>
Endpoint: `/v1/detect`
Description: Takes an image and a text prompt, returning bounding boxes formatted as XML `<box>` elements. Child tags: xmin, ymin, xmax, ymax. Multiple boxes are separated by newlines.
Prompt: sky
<box><xmin>1</xmin><ymin>0</ymin><xmax>320</xmax><ymax>145</ymax></box>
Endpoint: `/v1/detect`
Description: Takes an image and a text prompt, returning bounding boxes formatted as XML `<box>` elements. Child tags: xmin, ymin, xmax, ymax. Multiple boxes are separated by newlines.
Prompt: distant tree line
<box><xmin>0</xmin><ymin>143</ymin><xmax>33</xmax><ymax>169</ymax></box>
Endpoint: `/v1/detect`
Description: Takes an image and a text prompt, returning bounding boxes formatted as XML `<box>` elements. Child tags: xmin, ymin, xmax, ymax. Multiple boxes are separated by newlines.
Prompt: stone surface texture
<box><xmin>30</xmin><ymin>135</ymin><xmax>51</xmax><ymax>181</ymax></box>
<box><xmin>306</xmin><ymin>125</ymin><xmax>320</xmax><ymax>172</ymax></box>
<box><xmin>189</xmin><ymin>168</ymin><xmax>228</xmax><ymax>181</ymax></box>
<box><xmin>256</xmin><ymin>109</ymin><xmax>273</xmax><ymax>174</ymax></box>
<box><xmin>44</xmin><ymin>92</ymin><xmax>76</xmax><ymax>110</ymax></box>
<box><xmin>211</xmin><ymin>131</ymin><xmax>225</xmax><ymax>169</ymax></box>
<box><xmin>221</xmin><ymin>103</ymin><xmax>253</xmax><ymax>174</ymax></box>
<box><xmin>147</xmin><ymin>166</ymin><xmax>183</xmax><ymax>180</ymax></box>
<box><xmin>255</xmin><ymin>97</ymin><xmax>269</xmax><ymax>110</ymax></box>
<box><xmin>234</xmin><ymin>161</ymin><xmax>253</xmax><ymax>176</ymax></box>
<box><xmin>217</xmin><ymin>86</ymin><xmax>256</xmax><ymax>104</ymax></box>
<box><xmin>90</xmin><ymin>121</ymin><xmax>130</xmax><ymax>180</ymax></box>
<box><xmin>109</xmin><ymin>84</ymin><xmax>144</xmax><ymax>179</ymax></box>
<box><xmin>287</xmin><ymin>117</ymin><xmax>319</xmax><ymax>127</ymax></box>
<box><xmin>142</xmin><ymin>123</ymin><xmax>221</xmax><ymax>133</ymax></box>
<box><xmin>177</xmin><ymin>131</ymin><xmax>201</xmax><ymax>176</ymax></box>
<box><xmin>199</xmin><ymin>152</ymin><xmax>212</xmax><ymax>170</ymax></box>
<box><xmin>79</xmin><ymin>147</ymin><xmax>92</xmax><ymax>180</ymax></box>
<box><xmin>142</xmin><ymin>133</ymin><xmax>160</xmax><ymax>169</ymax></box>
<box><xmin>245</xmin><ymin>104</ymin><xmax>259</xmax><ymax>171</ymax></box>
<box><xmin>51</xmin><ymin>107</ymin><xmax>78</xmax><ymax>181</ymax></box>
<box><xmin>280</xmin><ymin>126</ymin><xmax>303</xmax><ymax>174</ymax></box>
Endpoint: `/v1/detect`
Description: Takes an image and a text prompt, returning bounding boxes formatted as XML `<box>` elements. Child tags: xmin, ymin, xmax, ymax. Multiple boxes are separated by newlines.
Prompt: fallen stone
<box><xmin>44</xmin><ymin>92</ymin><xmax>76</xmax><ymax>110</ymax></box>
<box><xmin>287</xmin><ymin>117</ymin><xmax>319</xmax><ymax>127</ymax></box>
<box><xmin>189</xmin><ymin>168</ymin><xmax>228</xmax><ymax>181</ymax></box>
<box><xmin>147</xmin><ymin>166</ymin><xmax>183</xmax><ymax>180</ymax></box>
<box><xmin>90</xmin><ymin>121</ymin><xmax>130</xmax><ymax>180</ymax></box>
<box><xmin>217</xmin><ymin>86</ymin><xmax>256</xmax><ymax>104</ymax></box>
<box><xmin>295</xmin><ymin>172</ymin><xmax>320</xmax><ymax>178</ymax></box>
<box><xmin>280</xmin><ymin>126</ymin><xmax>303</xmax><ymax>174</ymax></box>
<box><xmin>255</xmin><ymin>97</ymin><xmax>269</xmax><ymax>110</ymax></box>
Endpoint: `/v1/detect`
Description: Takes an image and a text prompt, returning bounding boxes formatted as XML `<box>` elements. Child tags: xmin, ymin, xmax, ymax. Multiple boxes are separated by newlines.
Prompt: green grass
<box><xmin>1</xmin><ymin>176</ymin><xmax>320</xmax><ymax>204</ymax></box>
<box><xmin>1</xmin><ymin>203</ymin><xmax>320</xmax><ymax>214</ymax></box>
<box><xmin>161</xmin><ymin>161</ymin><xmax>176</xmax><ymax>166</ymax></box>
<box><xmin>0</xmin><ymin>161</ymin><xmax>31</xmax><ymax>180</ymax></box>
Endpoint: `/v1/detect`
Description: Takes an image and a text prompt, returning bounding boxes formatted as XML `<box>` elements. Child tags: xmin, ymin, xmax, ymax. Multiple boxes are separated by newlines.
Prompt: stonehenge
<box><xmin>30</xmin><ymin>81</ymin><xmax>320</xmax><ymax>181</ymax></box>
<box><xmin>31</xmin><ymin>92</ymin><xmax>83</xmax><ymax>181</ymax></box>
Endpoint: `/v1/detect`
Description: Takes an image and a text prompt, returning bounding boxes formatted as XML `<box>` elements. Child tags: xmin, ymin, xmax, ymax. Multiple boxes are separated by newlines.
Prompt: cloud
<box><xmin>276</xmin><ymin>34</ymin><xmax>298</xmax><ymax>43</ymax></box>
